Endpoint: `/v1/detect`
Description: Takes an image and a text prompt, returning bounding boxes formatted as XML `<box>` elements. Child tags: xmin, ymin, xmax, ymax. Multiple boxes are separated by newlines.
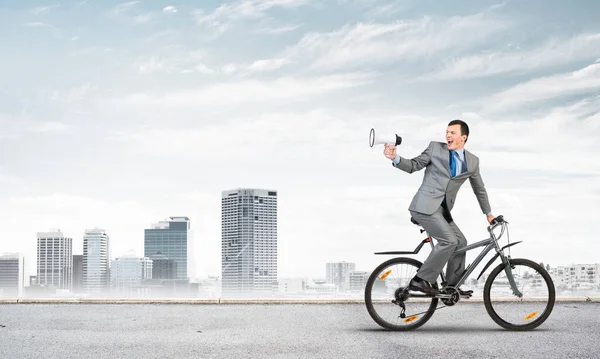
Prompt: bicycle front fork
<box><xmin>501</xmin><ymin>255</ymin><xmax>523</xmax><ymax>298</ymax></box>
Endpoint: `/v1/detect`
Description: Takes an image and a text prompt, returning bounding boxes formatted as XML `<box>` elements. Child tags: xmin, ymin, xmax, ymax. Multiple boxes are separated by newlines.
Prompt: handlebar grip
<box><xmin>491</xmin><ymin>215</ymin><xmax>505</xmax><ymax>225</ymax></box>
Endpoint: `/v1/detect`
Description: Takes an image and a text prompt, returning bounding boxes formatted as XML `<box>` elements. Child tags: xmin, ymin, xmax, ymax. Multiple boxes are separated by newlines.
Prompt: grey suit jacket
<box><xmin>394</xmin><ymin>141</ymin><xmax>492</xmax><ymax>216</ymax></box>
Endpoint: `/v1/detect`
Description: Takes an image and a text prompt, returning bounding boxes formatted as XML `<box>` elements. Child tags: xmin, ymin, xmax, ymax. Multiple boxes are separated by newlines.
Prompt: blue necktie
<box><xmin>450</xmin><ymin>150</ymin><xmax>466</xmax><ymax>177</ymax></box>
<box><xmin>443</xmin><ymin>151</ymin><xmax>465</xmax><ymax>208</ymax></box>
<box><xmin>450</xmin><ymin>150</ymin><xmax>457</xmax><ymax>177</ymax></box>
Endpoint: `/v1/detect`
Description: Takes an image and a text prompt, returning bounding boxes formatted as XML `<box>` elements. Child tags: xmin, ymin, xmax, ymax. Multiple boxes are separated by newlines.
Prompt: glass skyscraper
<box><xmin>83</xmin><ymin>228</ymin><xmax>110</xmax><ymax>294</ymax></box>
<box><xmin>221</xmin><ymin>188</ymin><xmax>278</xmax><ymax>294</ymax></box>
<box><xmin>144</xmin><ymin>217</ymin><xmax>192</xmax><ymax>280</ymax></box>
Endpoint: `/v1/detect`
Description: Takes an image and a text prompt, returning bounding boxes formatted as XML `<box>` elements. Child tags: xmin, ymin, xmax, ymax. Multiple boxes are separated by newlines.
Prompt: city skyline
<box><xmin>2</xmin><ymin>182</ymin><xmax>600</xmax><ymax>282</ymax></box>
<box><xmin>1</xmin><ymin>0</ymin><xmax>600</xmax><ymax>283</ymax></box>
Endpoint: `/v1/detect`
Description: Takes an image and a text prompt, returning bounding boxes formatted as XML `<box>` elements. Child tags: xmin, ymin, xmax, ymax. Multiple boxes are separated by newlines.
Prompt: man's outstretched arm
<box><xmin>388</xmin><ymin>141</ymin><xmax>434</xmax><ymax>174</ymax></box>
<box><xmin>469</xmin><ymin>162</ymin><xmax>494</xmax><ymax>223</ymax></box>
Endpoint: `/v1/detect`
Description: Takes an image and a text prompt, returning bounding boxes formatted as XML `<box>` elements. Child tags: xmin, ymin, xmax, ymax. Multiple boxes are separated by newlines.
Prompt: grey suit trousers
<box><xmin>409</xmin><ymin>206</ymin><xmax>467</xmax><ymax>285</ymax></box>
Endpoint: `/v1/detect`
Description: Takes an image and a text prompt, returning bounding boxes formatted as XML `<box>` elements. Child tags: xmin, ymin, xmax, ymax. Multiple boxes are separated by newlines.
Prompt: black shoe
<box><xmin>441</xmin><ymin>281</ymin><xmax>473</xmax><ymax>296</ymax></box>
<box><xmin>457</xmin><ymin>288</ymin><xmax>473</xmax><ymax>296</ymax></box>
<box><xmin>408</xmin><ymin>279</ymin><xmax>440</xmax><ymax>295</ymax></box>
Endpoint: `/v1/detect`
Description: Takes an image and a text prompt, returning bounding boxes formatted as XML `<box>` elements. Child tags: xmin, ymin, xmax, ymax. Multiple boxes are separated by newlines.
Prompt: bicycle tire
<box><xmin>483</xmin><ymin>258</ymin><xmax>555</xmax><ymax>331</ymax></box>
<box><xmin>364</xmin><ymin>257</ymin><xmax>438</xmax><ymax>331</ymax></box>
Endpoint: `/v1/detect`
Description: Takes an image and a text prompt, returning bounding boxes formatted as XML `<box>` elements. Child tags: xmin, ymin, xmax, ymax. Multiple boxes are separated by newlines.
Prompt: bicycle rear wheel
<box><xmin>483</xmin><ymin>258</ymin><xmax>555</xmax><ymax>330</ymax></box>
<box><xmin>364</xmin><ymin>257</ymin><xmax>438</xmax><ymax>331</ymax></box>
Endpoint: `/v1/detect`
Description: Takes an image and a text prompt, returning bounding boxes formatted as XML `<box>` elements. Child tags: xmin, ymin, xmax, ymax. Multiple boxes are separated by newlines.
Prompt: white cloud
<box><xmin>50</xmin><ymin>84</ymin><xmax>96</xmax><ymax>103</ymax></box>
<box><xmin>195</xmin><ymin>64</ymin><xmax>217</xmax><ymax>74</ymax></box>
<box><xmin>0</xmin><ymin>172</ymin><xmax>16</xmax><ymax>184</ymax></box>
<box><xmin>247</xmin><ymin>58</ymin><xmax>292</xmax><ymax>72</ymax></box>
<box><xmin>23</xmin><ymin>22</ymin><xmax>52</xmax><ymax>27</ymax></box>
<box><xmin>449</xmin><ymin>97</ymin><xmax>600</xmax><ymax>184</ymax></box>
<box><xmin>138</xmin><ymin>54</ymin><xmax>288</xmax><ymax>75</ymax></box>
<box><xmin>0</xmin><ymin>114</ymin><xmax>72</xmax><ymax>138</ymax></box>
<box><xmin>136</xmin><ymin>50</ymin><xmax>210</xmax><ymax>74</ymax></box>
<box><xmin>365</xmin><ymin>0</ymin><xmax>405</xmax><ymax>19</ymax></box>
<box><xmin>119</xmin><ymin>72</ymin><xmax>377</xmax><ymax>108</ymax></box>
<box><xmin>33</xmin><ymin>4</ymin><xmax>60</xmax><ymax>14</ymax></box>
<box><xmin>29</xmin><ymin>121</ymin><xmax>72</xmax><ymax>134</ymax></box>
<box><xmin>144</xmin><ymin>29</ymin><xmax>180</xmax><ymax>43</ymax></box>
<box><xmin>163</xmin><ymin>5</ymin><xmax>178</xmax><ymax>13</ymax></box>
<box><xmin>142</xmin><ymin>11</ymin><xmax>507</xmax><ymax>77</ymax></box>
<box><xmin>425</xmin><ymin>33</ymin><xmax>600</xmax><ymax>80</ymax></box>
<box><xmin>278</xmin><ymin>12</ymin><xmax>507</xmax><ymax>71</ymax></box>
<box><xmin>112</xmin><ymin>1</ymin><xmax>141</xmax><ymax>15</ymax></box>
<box><xmin>110</xmin><ymin>1</ymin><xmax>153</xmax><ymax>24</ymax></box>
<box><xmin>108</xmin><ymin>109</ymin><xmax>362</xmax><ymax>158</ymax></box>
<box><xmin>132</xmin><ymin>13</ymin><xmax>153</xmax><ymax>24</ymax></box>
<box><xmin>221</xmin><ymin>63</ymin><xmax>238</xmax><ymax>75</ymax></box>
<box><xmin>484</xmin><ymin>60</ymin><xmax>600</xmax><ymax>111</ymax></box>
<box><xmin>194</xmin><ymin>0</ymin><xmax>310</xmax><ymax>31</ymax></box>
<box><xmin>138</xmin><ymin>58</ymin><xmax>168</xmax><ymax>74</ymax></box>
<box><xmin>253</xmin><ymin>24</ymin><xmax>302</xmax><ymax>34</ymax></box>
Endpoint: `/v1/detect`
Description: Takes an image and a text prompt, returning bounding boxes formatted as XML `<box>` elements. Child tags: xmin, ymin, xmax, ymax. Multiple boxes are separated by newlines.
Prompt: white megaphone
<box><xmin>369</xmin><ymin>128</ymin><xmax>402</xmax><ymax>147</ymax></box>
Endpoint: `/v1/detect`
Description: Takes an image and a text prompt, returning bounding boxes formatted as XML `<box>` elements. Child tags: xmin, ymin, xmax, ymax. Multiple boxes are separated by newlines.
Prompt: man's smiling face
<box><xmin>446</xmin><ymin>124</ymin><xmax>466</xmax><ymax>150</ymax></box>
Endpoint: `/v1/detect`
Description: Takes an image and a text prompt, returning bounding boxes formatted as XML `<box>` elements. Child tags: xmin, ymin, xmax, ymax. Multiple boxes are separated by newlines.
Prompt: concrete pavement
<box><xmin>1</xmin><ymin>301</ymin><xmax>599</xmax><ymax>358</ymax></box>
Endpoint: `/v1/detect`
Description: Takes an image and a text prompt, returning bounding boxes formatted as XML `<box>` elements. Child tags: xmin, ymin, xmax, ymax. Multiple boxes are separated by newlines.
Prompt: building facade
<box><xmin>549</xmin><ymin>264</ymin><xmax>600</xmax><ymax>291</ymax></box>
<box><xmin>349</xmin><ymin>271</ymin><xmax>369</xmax><ymax>292</ymax></box>
<box><xmin>221</xmin><ymin>188</ymin><xmax>278</xmax><ymax>293</ymax></box>
<box><xmin>144</xmin><ymin>217</ymin><xmax>192</xmax><ymax>280</ymax></box>
<box><xmin>36</xmin><ymin>230</ymin><xmax>73</xmax><ymax>291</ymax></box>
<box><xmin>0</xmin><ymin>253</ymin><xmax>25</xmax><ymax>298</ymax></box>
<box><xmin>326</xmin><ymin>262</ymin><xmax>356</xmax><ymax>292</ymax></box>
<box><xmin>83</xmin><ymin>228</ymin><xmax>111</xmax><ymax>294</ymax></box>
<box><xmin>110</xmin><ymin>255</ymin><xmax>153</xmax><ymax>292</ymax></box>
<box><xmin>72</xmin><ymin>255</ymin><xmax>83</xmax><ymax>293</ymax></box>
<box><xmin>149</xmin><ymin>254</ymin><xmax>177</xmax><ymax>280</ymax></box>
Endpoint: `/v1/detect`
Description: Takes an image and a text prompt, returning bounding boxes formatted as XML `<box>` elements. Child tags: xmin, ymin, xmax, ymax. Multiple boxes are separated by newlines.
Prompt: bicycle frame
<box><xmin>375</xmin><ymin>218</ymin><xmax>524</xmax><ymax>298</ymax></box>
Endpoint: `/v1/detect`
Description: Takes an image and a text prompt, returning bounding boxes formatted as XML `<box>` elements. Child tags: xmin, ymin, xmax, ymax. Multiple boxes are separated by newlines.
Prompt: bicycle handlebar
<box><xmin>487</xmin><ymin>214</ymin><xmax>507</xmax><ymax>233</ymax></box>
<box><xmin>491</xmin><ymin>215</ymin><xmax>505</xmax><ymax>225</ymax></box>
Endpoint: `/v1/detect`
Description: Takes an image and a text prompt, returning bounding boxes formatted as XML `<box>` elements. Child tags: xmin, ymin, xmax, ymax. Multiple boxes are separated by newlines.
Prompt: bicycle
<box><xmin>364</xmin><ymin>215</ymin><xmax>556</xmax><ymax>331</ymax></box>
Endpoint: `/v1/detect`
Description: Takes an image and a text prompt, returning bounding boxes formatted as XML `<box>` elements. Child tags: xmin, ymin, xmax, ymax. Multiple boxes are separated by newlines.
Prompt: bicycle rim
<box><xmin>483</xmin><ymin>258</ymin><xmax>556</xmax><ymax>330</ymax></box>
<box><xmin>365</xmin><ymin>257</ymin><xmax>438</xmax><ymax>331</ymax></box>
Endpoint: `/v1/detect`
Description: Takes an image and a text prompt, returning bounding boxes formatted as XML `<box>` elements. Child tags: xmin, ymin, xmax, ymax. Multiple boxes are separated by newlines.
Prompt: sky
<box><xmin>1</xmin><ymin>0</ymin><xmax>600</xmax><ymax>282</ymax></box>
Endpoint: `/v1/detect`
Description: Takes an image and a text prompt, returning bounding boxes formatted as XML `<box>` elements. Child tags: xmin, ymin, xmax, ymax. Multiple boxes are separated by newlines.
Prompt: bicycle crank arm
<box><xmin>408</xmin><ymin>293</ymin><xmax>453</xmax><ymax>299</ymax></box>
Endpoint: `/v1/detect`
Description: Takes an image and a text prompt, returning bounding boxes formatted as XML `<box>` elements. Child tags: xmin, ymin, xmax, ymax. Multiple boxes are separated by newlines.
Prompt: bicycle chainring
<box><xmin>441</xmin><ymin>286</ymin><xmax>460</xmax><ymax>306</ymax></box>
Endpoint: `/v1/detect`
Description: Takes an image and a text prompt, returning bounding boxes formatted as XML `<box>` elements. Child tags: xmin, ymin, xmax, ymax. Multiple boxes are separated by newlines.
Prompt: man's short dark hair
<box><xmin>448</xmin><ymin>119</ymin><xmax>469</xmax><ymax>142</ymax></box>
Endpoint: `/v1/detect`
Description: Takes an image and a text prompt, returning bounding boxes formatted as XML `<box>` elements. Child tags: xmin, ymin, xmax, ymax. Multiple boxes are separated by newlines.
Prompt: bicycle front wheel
<box><xmin>364</xmin><ymin>257</ymin><xmax>438</xmax><ymax>331</ymax></box>
<box><xmin>483</xmin><ymin>258</ymin><xmax>555</xmax><ymax>330</ymax></box>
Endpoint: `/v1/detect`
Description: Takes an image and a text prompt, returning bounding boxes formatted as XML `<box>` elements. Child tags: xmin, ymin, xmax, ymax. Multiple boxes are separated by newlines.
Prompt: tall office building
<box><xmin>111</xmin><ymin>255</ymin><xmax>153</xmax><ymax>292</ymax></box>
<box><xmin>221</xmin><ymin>188</ymin><xmax>278</xmax><ymax>293</ymax></box>
<box><xmin>326</xmin><ymin>262</ymin><xmax>356</xmax><ymax>291</ymax></box>
<box><xmin>36</xmin><ymin>230</ymin><xmax>73</xmax><ymax>291</ymax></box>
<box><xmin>144</xmin><ymin>217</ymin><xmax>192</xmax><ymax>280</ymax></box>
<box><xmin>83</xmin><ymin>228</ymin><xmax>110</xmax><ymax>294</ymax></box>
<box><xmin>0</xmin><ymin>253</ymin><xmax>25</xmax><ymax>298</ymax></box>
<box><xmin>148</xmin><ymin>254</ymin><xmax>177</xmax><ymax>280</ymax></box>
<box><xmin>72</xmin><ymin>255</ymin><xmax>83</xmax><ymax>293</ymax></box>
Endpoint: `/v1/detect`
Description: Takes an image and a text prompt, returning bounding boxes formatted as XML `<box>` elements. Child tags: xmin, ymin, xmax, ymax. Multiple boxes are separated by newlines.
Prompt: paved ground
<box><xmin>1</xmin><ymin>302</ymin><xmax>599</xmax><ymax>358</ymax></box>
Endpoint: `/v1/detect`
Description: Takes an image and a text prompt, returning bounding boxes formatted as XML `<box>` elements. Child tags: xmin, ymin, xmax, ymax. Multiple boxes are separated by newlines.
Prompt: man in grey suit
<box><xmin>384</xmin><ymin>120</ymin><xmax>495</xmax><ymax>295</ymax></box>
